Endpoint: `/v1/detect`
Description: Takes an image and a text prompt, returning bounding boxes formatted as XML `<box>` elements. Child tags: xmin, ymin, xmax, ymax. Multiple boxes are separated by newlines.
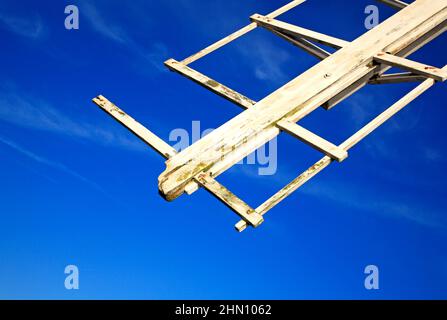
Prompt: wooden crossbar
<box><xmin>251</xmin><ymin>14</ymin><xmax>350</xmax><ymax>49</ymax></box>
<box><xmin>198</xmin><ymin>174</ymin><xmax>264</xmax><ymax>227</ymax></box>
<box><xmin>270</xmin><ymin>29</ymin><xmax>332</xmax><ymax>60</ymax></box>
<box><xmin>277</xmin><ymin>120</ymin><xmax>348</xmax><ymax>162</ymax></box>
<box><xmin>181</xmin><ymin>0</ymin><xmax>306</xmax><ymax>65</ymax></box>
<box><xmin>93</xmin><ymin>95</ymin><xmax>177</xmax><ymax>159</ymax></box>
<box><xmin>164</xmin><ymin>59</ymin><xmax>254</xmax><ymax>109</ymax></box>
<box><xmin>235</xmin><ymin>64</ymin><xmax>447</xmax><ymax>232</ymax></box>
<box><xmin>374</xmin><ymin>52</ymin><xmax>447</xmax><ymax>81</ymax></box>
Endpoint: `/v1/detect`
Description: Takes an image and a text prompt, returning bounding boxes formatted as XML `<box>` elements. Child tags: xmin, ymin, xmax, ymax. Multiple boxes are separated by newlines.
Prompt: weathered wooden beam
<box><xmin>93</xmin><ymin>95</ymin><xmax>200</xmax><ymax>194</ymax></box>
<box><xmin>180</xmin><ymin>0</ymin><xmax>306</xmax><ymax>65</ymax></box>
<box><xmin>392</xmin><ymin>18</ymin><xmax>447</xmax><ymax>60</ymax></box>
<box><xmin>251</xmin><ymin>14</ymin><xmax>350</xmax><ymax>49</ymax></box>
<box><xmin>165</xmin><ymin>59</ymin><xmax>254</xmax><ymax>109</ymax></box>
<box><xmin>93</xmin><ymin>96</ymin><xmax>201</xmax><ymax>193</ymax></box>
<box><xmin>277</xmin><ymin>120</ymin><xmax>348</xmax><ymax>162</ymax></box>
<box><xmin>369</xmin><ymin>72</ymin><xmax>426</xmax><ymax>84</ymax></box>
<box><xmin>197</xmin><ymin>174</ymin><xmax>264</xmax><ymax>227</ymax></box>
<box><xmin>92</xmin><ymin>95</ymin><xmax>177</xmax><ymax>159</ymax></box>
<box><xmin>374</xmin><ymin>52</ymin><xmax>447</xmax><ymax>81</ymax></box>
<box><xmin>92</xmin><ymin>96</ymin><xmax>264</xmax><ymax>227</ymax></box>
<box><xmin>270</xmin><ymin>29</ymin><xmax>331</xmax><ymax>60</ymax></box>
<box><xmin>377</xmin><ymin>0</ymin><xmax>409</xmax><ymax>10</ymax></box>
<box><xmin>235</xmin><ymin>64</ymin><xmax>447</xmax><ymax>232</ymax></box>
<box><xmin>159</xmin><ymin>0</ymin><xmax>447</xmax><ymax>203</ymax></box>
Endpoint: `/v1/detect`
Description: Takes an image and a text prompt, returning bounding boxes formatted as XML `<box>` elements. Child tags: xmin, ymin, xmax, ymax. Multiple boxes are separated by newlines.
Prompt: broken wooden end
<box><xmin>235</xmin><ymin>220</ymin><xmax>248</xmax><ymax>232</ymax></box>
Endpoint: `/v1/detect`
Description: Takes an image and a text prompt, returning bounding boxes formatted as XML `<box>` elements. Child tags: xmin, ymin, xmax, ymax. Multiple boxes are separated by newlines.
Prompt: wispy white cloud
<box><xmin>422</xmin><ymin>147</ymin><xmax>443</xmax><ymax>162</ymax></box>
<box><xmin>0</xmin><ymin>136</ymin><xmax>106</xmax><ymax>194</ymax></box>
<box><xmin>82</xmin><ymin>1</ymin><xmax>169</xmax><ymax>73</ymax></box>
<box><xmin>82</xmin><ymin>2</ymin><xmax>131</xmax><ymax>45</ymax></box>
<box><xmin>0</xmin><ymin>12</ymin><xmax>45</xmax><ymax>40</ymax></box>
<box><xmin>254</xmin><ymin>43</ymin><xmax>291</xmax><ymax>83</ymax></box>
<box><xmin>301</xmin><ymin>180</ymin><xmax>447</xmax><ymax>229</ymax></box>
<box><xmin>0</xmin><ymin>89</ymin><xmax>146</xmax><ymax>152</ymax></box>
<box><xmin>236</xmin><ymin>36</ymin><xmax>292</xmax><ymax>84</ymax></box>
<box><xmin>341</xmin><ymin>91</ymin><xmax>427</xmax><ymax>162</ymax></box>
<box><xmin>343</xmin><ymin>93</ymin><xmax>377</xmax><ymax>127</ymax></box>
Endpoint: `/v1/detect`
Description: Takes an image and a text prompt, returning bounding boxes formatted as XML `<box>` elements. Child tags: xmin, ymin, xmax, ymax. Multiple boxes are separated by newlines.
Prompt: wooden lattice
<box><xmin>93</xmin><ymin>0</ymin><xmax>447</xmax><ymax>232</ymax></box>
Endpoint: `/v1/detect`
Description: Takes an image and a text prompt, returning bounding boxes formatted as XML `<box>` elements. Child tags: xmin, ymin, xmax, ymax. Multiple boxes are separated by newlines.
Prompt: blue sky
<box><xmin>0</xmin><ymin>0</ymin><xmax>446</xmax><ymax>299</ymax></box>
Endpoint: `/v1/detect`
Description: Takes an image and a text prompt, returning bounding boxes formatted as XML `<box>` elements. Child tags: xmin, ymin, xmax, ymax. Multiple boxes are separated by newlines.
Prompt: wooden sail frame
<box><xmin>93</xmin><ymin>0</ymin><xmax>446</xmax><ymax>232</ymax></box>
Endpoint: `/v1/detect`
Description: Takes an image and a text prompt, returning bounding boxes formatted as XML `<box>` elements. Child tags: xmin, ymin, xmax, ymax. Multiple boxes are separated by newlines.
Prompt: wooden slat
<box><xmin>277</xmin><ymin>120</ymin><xmax>348</xmax><ymax>162</ymax></box>
<box><xmin>374</xmin><ymin>52</ymin><xmax>447</xmax><ymax>81</ymax></box>
<box><xmin>92</xmin><ymin>95</ymin><xmax>177</xmax><ymax>159</ymax></box>
<box><xmin>377</xmin><ymin>0</ymin><xmax>409</xmax><ymax>10</ymax></box>
<box><xmin>93</xmin><ymin>96</ymin><xmax>202</xmax><ymax>195</ymax></box>
<box><xmin>270</xmin><ymin>29</ymin><xmax>331</xmax><ymax>60</ymax></box>
<box><xmin>235</xmin><ymin>64</ymin><xmax>447</xmax><ymax>232</ymax></box>
<box><xmin>197</xmin><ymin>174</ymin><xmax>264</xmax><ymax>227</ymax></box>
<box><xmin>394</xmin><ymin>19</ymin><xmax>447</xmax><ymax>57</ymax></box>
<box><xmin>369</xmin><ymin>72</ymin><xmax>427</xmax><ymax>84</ymax></box>
<box><xmin>251</xmin><ymin>14</ymin><xmax>350</xmax><ymax>49</ymax></box>
<box><xmin>181</xmin><ymin>0</ymin><xmax>306</xmax><ymax>65</ymax></box>
<box><xmin>165</xmin><ymin>59</ymin><xmax>254</xmax><ymax>109</ymax></box>
<box><xmin>159</xmin><ymin>0</ymin><xmax>447</xmax><ymax>203</ymax></box>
